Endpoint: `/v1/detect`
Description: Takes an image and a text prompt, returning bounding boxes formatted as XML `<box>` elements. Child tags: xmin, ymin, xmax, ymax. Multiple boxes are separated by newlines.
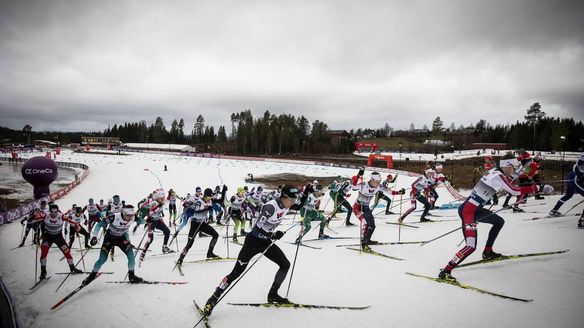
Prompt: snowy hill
<box><xmin>1</xmin><ymin>150</ymin><xmax>582</xmax><ymax>328</ymax></box>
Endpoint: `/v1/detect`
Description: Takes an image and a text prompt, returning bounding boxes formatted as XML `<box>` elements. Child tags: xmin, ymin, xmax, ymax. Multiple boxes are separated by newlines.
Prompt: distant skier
<box><xmin>296</xmin><ymin>184</ymin><xmax>329</xmax><ymax>242</ymax></box>
<box><xmin>227</xmin><ymin>187</ymin><xmax>248</xmax><ymax>243</ymax></box>
<box><xmin>139</xmin><ymin>189</ymin><xmax>173</xmax><ymax>265</ymax></box>
<box><xmin>372</xmin><ymin>174</ymin><xmax>398</xmax><ymax>215</ymax></box>
<box><xmin>398</xmin><ymin>169</ymin><xmax>435</xmax><ymax>223</ymax></box>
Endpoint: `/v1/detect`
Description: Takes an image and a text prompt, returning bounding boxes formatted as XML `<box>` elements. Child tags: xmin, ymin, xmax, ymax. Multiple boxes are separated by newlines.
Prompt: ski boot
<box><xmin>397</xmin><ymin>217</ymin><xmax>404</xmax><ymax>224</ymax></box>
<box><xmin>345</xmin><ymin>220</ymin><xmax>355</xmax><ymax>226</ymax></box>
<box><xmin>420</xmin><ymin>217</ymin><xmax>432</xmax><ymax>222</ymax></box>
<box><xmin>82</xmin><ymin>272</ymin><xmax>98</xmax><ymax>286</ymax></box>
<box><xmin>318</xmin><ymin>233</ymin><xmax>330</xmax><ymax>240</ymax></box>
<box><xmin>128</xmin><ymin>270</ymin><xmax>144</xmax><ymax>283</ymax></box>
<box><xmin>438</xmin><ymin>269</ymin><xmax>457</xmax><ymax>282</ymax></box>
<box><xmin>578</xmin><ymin>217</ymin><xmax>584</xmax><ymax>229</ymax></box>
<box><xmin>267</xmin><ymin>287</ymin><xmax>290</xmax><ymax>304</ymax></box>
<box><xmin>512</xmin><ymin>206</ymin><xmax>525</xmax><ymax>213</ymax></box>
<box><xmin>361</xmin><ymin>243</ymin><xmax>372</xmax><ymax>252</ymax></box>
<box><xmin>162</xmin><ymin>245</ymin><xmax>174</xmax><ymax>254</ymax></box>
<box><xmin>240</xmin><ymin>229</ymin><xmax>247</xmax><ymax>236</ymax></box>
<box><xmin>367</xmin><ymin>240</ymin><xmax>379</xmax><ymax>245</ymax></box>
<box><xmin>204</xmin><ymin>290</ymin><xmax>221</xmax><ymax>316</ymax></box>
<box><xmin>549</xmin><ymin>209</ymin><xmax>562</xmax><ymax>217</ymax></box>
<box><xmin>39</xmin><ymin>266</ymin><xmax>47</xmax><ymax>280</ymax></box>
<box><xmin>19</xmin><ymin>238</ymin><xmax>25</xmax><ymax>248</ymax></box>
<box><xmin>69</xmin><ymin>265</ymin><xmax>83</xmax><ymax>274</ymax></box>
<box><xmin>482</xmin><ymin>250</ymin><xmax>503</xmax><ymax>260</ymax></box>
<box><xmin>207</xmin><ymin>251</ymin><xmax>220</xmax><ymax>259</ymax></box>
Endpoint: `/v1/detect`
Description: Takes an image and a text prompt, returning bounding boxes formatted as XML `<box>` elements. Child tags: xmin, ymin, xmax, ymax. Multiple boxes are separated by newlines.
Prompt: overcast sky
<box><xmin>1</xmin><ymin>0</ymin><xmax>583</xmax><ymax>133</ymax></box>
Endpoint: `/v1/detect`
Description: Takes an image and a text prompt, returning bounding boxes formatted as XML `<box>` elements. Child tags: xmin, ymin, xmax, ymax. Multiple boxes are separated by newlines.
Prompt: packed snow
<box><xmin>0</xmin><ymin>150</ymin><xmax>582</xmax><ymax>328</ymax></box>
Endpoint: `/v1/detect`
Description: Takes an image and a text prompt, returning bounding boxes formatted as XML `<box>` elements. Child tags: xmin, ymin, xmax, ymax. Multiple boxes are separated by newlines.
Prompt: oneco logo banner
<box><xmin>21</xmin><ymin>156</ymin><xmax>59</xmax><ymax>199</ymax></box>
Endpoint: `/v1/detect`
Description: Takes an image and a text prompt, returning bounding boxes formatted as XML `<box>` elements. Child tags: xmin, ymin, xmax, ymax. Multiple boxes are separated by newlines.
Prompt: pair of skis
<box><xmin>192</xmin><ymin>300</ymin><xmax>370</xmax><ymax>328</ymax></box>
<box><xmin>408</xmin><ymin>249</ymin><xmax>569</xmax><ymax>302</ymax></box>
<box><xmin>50</xmin><ymin>272</ymin><xmax>188</xmax><ymax>310</ymax></box>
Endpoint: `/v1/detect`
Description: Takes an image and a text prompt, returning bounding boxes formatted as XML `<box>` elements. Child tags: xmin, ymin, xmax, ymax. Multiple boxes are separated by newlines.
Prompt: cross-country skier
<box><xmin>203</xmin><ymin>185</ymin><xmax>310</xmax><ymax>316</ymax></box>
<box><xmin>438</xmin><ymin>154</ymin><xmax>542</xmax><ymax>281</ymax></box>
<box><xmin>398</xmin><ymin>170</ymin><xmax>435</xmax><ymax>223</ymax></box>
<box><xmin>372</xmin><ymin>174</ymin><xmax>398</xmax><ymax>215</ymax></box>
<box><xmin>328</xmin><ymin>179</ymin><xmax>355</xmax><ymax>226</ymax></box>
<box><xmin>139</xmin><ymin>189</ymin><xmax>173</xmax><ymax>265</ymax></box>
<box><xmin>175</xmin><ymin>186</ymin><xmax>227</xmax><ymax>266</ymax></box>
<box><xmin>33</xmin><ymin>204</ymin><xmax>84</xmax><ymax>280</ymax></box>
<box><xmin>352</xmin><ymin>170</ymin><xmax>406</xmax><ymax>250</ymax></box>
<box><xmin>82</xmin><ymin>204</ymin><xmax>143</xmax><ymax>285</ymax></box>
<box><xmin>167</xmin><ymin>189</ymin><xmax>178</xmax><ymax>226</ymax></box>
<box><xmin>549</xmin><ymin>152</ymin><xmax>584</xmax><ymax>227</ymax></box>
<box><xmin>227</xmin><ymin>187</ymin><xmax>248</xmax><ymax>243</ymax></box>
<box><xmin>296</xmin><ymin>184</ymin><xmax>329</xmax><ymax>242</ymax></box>
<box><xmin>67</xmin><ymin>206</ymin><xmax>91</xmax><ymax>249</ymax></box>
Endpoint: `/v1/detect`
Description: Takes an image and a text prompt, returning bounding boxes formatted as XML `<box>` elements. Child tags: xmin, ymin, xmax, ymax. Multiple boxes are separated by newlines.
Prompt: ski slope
<box><xmin>1</xmin><ymin>150</ymin><xmax>583</xmax><ymax>328</ymax></box>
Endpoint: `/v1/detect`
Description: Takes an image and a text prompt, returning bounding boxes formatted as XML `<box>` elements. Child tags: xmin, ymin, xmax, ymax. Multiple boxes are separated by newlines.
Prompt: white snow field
<box><xmin>1</xmin><ymin>150</ymin><xmax>583</xmax><ymax>328</ymax></box>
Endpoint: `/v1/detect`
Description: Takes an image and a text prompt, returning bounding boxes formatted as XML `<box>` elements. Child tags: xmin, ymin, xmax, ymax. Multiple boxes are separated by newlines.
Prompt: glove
<box><xmin>90</xmin><ymin>237</ymin><xmax>98</xmax><ymax>246</ymax></box>
<box><xmin>21</xmin><ymin>220</ymin><xmax>26</xmax><ymax>225</ymax></box>
<box><xmin>272</xmin><ymin>230</ymin><xmax>285</xmax><ymax>240</ymax></box>
<box><xmin>357</xmin><ymin>169</ymin><xmax>365</xmax><ymax>177</ymax></box>
<box><xmin>222</xmin><ymin>185</ymin><xmax>228</xmax><ymax>192</ymax></box>
<box><xmin>398</xmin><ymin>188</ymin><xmax>406</xmax><ymax>195</ymax></box>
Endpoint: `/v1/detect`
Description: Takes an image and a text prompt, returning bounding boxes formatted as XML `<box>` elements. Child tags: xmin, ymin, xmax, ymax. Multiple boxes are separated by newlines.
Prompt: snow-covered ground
<box><xmin>1</xmin><ymin>150</ymin><xmax>583</xmax><ymax>328</ymax></box>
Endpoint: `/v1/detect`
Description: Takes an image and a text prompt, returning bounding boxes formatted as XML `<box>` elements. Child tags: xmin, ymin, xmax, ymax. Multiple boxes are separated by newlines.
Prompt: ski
<box><xmin>411</xmin><ymin>219</ymin><xmax>458</xmax><ymax>224</ymax></box>
<box><xmin>528</xmin><ymin>213</ymin><xmax>579</xmax><ymax>221</ymax></box>
<box><xmin>29</xmin><ymin>275</ymin><xmax>52</xmax><ymax>291</ymax></box>
<box><xmin>193</xmin><ymin>300</ymin><xmax>211</xmax><ymax>328</ymax></box>
<box><xmin>302</xmin><ymin>236</ymin><xmax>355</xmax><ymax>242</ymax></box>
<box><xmin>336</xmin><ymin>241</ymin><xmax>424</xmax><ymax>247</ymax></box>
<box><xmin>286</xmin><ymin>242</ymin><xmax>322</xmax><ymax>250</ymax></box>
<box><xmin>458</xmin><ymin>249</ymin><xmax>569</xmax><ymax>268</ymax></box>
<box><xmin>50</xmin><ymin>272</ymin><xmax>103</xmax><ymax>310</ymax></box>
<box><xmin>55</xmin><ymin>271</ymin><xmax>114</xmax><ymax>275</ymax></box>
<box><xmin>106</xmin><ymin>280</ymin><xmax>188</xmax><ymax>285</ymax></box>
<box><xmin>346</xmin><ymin>247</ymin><xmax>404</xmax><ymax>261</ymax></box>
<box><xmin>385</xmin><ymin>222</ymin><xmax>419</xmax><ymax>229</ymax></box>
<box><xmin>228</xmin><ymin>302</ymin><xmax>370</xmax><ymax>310</ymax></box>
<box><xmin>150</xmin><ymin>251</ymin><xmax>178</xmax><ymax>257</ymax></box>
<box><xmin>405</xmin><ymin>272</ymin><xmax>533</xmax><ymax>302</ymax></box>
<box><xmin>185</xmin><ymin>257</ymin><xmax>237</xmax><ymax>264</ymax></box>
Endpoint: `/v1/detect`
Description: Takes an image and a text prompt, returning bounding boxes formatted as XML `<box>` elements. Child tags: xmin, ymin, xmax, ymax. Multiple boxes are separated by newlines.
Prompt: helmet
<box><xmin>195</xmin><ymin>187</ymin><xmax>202</xmax><ymax>193</ymax></box>
<box><xmin>434</xmin><ymin>164</ymin><xmax>443</xmax><ymax>172</ymax></box>
<box><xmin>370</xmin><ymin>172</ymin><xmax>382</xmax><ymax>182</ymax></box>
<box><xmin>237</xmin><ymin>187</ymin><xmax>245</xmax><ymax>194</ymax></box>
<box><xmin>215</xmin><ymin>185</ymin><xmax>220</xmax><ymax>191</ymax></box>
<box><xmin>40</xmin><ymin>200</ymin><xmax>47</xmax><ymax>206</ymax></box>
<box><xmin>122</xmin><ymin>205</ymin><xmax>135</xmax><ymax>216</ymax></box>
<box><xmin>315</xmin><ymin>184</ymin><xmax>324</xmax><ymax>192</ymax></box>
<box><xmin>387</xmin><ymin>174</ymin><xmax>393</xmax><ymax>180</ymax></box>
<box><xmin>425</xmin><ymin>169</ymin><xmax>436</xmax><ymax>178</ymax></box>
<box><xmin>485</xmin><ymin>155</ymin><xmax>493</xmax><ymax>161</ymax></box>
<box><xmin>155</xmin><ymin>189</ymin><xmax>165</xmax><ymax>199</ymax></box>
<box><xmin>203</xmin><ymin>188</ymin><xmax>213</xmax><ymax>198</ymax></box>
<box><xmin>113</xmin><ymin>195</ymin><xmax>120</xmax><ymax>203</ymax></box>
<box><xmin>49</xmin><ymin>204</ymin><xmax>59</xmax><ymax>213</ymax></box>
<box><xmin>75</xmin><ymin>206</ymin><xmax>83</xmax><ymax>213</ymax></box>
<box><xmin>257</xmin><ymin>186</ymin><xmax>263</xmax><ymax>192</ymax></box>
<box><xmin>88</xmin><ymin>198</ymin><xmax>94</xmax><ymax>204</ymax></box>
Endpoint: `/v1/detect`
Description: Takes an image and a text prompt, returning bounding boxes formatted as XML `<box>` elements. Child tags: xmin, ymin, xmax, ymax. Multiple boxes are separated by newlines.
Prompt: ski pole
<box><xmin>225</xmin><ymin>213</ymin><xmax>230</xmax><ymax>259</ymax></box>
<box><xmin>34</xmin><ymin>235</ymin><xmax>39</xmax><ymax>284</ymax></box>
<box><xmin>55</xmin><ymin>229</ymin><xmax>100</xmax><ymax>292</ymax></box>
<box><xmin>125</xmin><ymin>228</ymin><xmax>148</xmax><ymax>281</ymax></box>
<box><xmin>398</xmin><ymin>195</ymin><xmax>402</xmax><ymax>243</ymax></box>
<box><xmin>564</xmin><ymin>199</ymin><xmax>584</xmax><ymax>215</ymax></box>
<box><xmin>286</xmin><ymin>229</ymin><xmax>303</xmax><ymax>298</ymax></box>
<box><xmin>421</xmin><ymin>196</ymin><xmax>535</xmax><ymax>247</ymax></box>
<box><xmin>77</xmin><ymin>231</ymin><xmax>86</xmax><ymax>271</ymax></box>
<box><xmin>194</xmin><ymin>223</ymin><xmax>301</xmax><ymax>328</ymax></box>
